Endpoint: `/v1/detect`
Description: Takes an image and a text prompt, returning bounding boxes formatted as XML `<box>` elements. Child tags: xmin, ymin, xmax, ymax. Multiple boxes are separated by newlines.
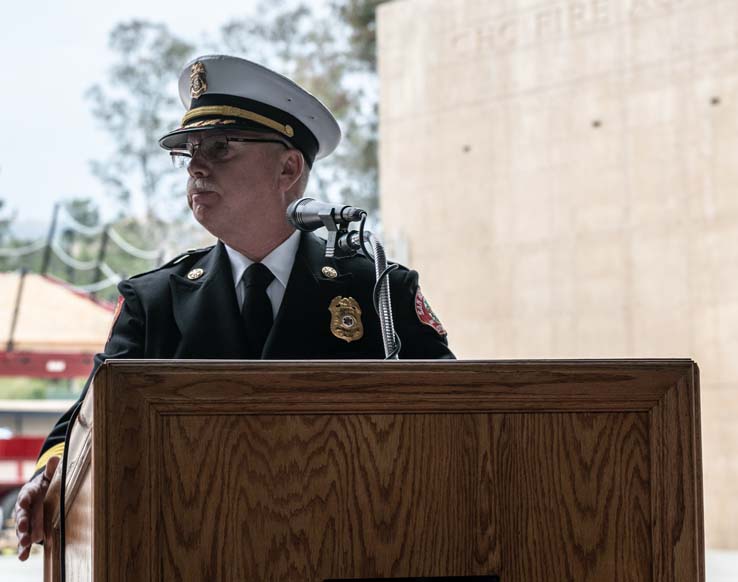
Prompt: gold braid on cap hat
<box><xmin>181</xmin><ymin>106</ymin><xmax>295</xmax><ymax>138</ymax></box>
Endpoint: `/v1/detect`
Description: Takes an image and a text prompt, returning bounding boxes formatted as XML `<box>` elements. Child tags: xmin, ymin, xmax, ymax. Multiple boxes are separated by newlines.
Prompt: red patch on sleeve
<box><xmin>108</xmin><ymin>296</ymin><xmax>124</xmax><ymax>341</ymax></box>
<box><xmin>414</xmin><ymin>288</ymin><xmax>447</xmax><ymax>336</ymax></box>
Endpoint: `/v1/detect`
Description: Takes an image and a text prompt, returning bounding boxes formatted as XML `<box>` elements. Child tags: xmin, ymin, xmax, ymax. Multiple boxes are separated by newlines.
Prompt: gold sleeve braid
<box><xmin>34</xmin><ymin>442</ymin><xmax>65</xmax><ymax>472</ymax></box>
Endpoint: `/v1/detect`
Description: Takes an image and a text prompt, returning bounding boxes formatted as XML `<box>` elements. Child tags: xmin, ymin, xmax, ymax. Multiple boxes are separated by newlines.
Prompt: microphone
<box><xmin>286</xmin><ymin>198</ymin><xmax>365</xmax><ymax>232</ymax></box>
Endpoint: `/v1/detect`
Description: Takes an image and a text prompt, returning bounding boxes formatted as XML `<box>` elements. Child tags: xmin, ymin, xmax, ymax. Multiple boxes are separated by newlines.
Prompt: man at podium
<box><xmin>15</xmin><ymin>55</ymin><xmax>453</xmax><ymax>560</ymax></box>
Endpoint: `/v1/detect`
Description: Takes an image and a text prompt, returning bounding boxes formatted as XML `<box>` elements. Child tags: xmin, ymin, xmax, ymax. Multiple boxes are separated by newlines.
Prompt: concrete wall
<box><xmin>378</xmin><ymin>0</ymin><xmax>738</xmax><ymax>548</ymax></box>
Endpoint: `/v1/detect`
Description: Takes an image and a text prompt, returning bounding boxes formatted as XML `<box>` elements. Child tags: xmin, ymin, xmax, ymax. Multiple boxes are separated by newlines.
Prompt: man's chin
<box><xmin>192</xmin><ymin>204</ymin><xmax>214</xmax><ymax>227</ymax></box>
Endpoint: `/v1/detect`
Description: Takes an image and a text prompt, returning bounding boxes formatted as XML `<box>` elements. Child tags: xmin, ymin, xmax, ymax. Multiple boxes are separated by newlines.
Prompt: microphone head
<box><xmin>286</xmin><ymin>197</ymin><xmax>366</xmax><ymax>232</ymax></box>
<box><xmin>286</xmin><ymin>197</ymin><xmax>315</xmax><ymax>231</ymax></box>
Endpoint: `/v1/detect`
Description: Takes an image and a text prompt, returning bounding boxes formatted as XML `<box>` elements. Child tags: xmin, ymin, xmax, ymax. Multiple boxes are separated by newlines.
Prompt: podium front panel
<box><xmin>86</xmin><ymin>360</ymin><xmax>702</xmax><ymax>582</ymax></box>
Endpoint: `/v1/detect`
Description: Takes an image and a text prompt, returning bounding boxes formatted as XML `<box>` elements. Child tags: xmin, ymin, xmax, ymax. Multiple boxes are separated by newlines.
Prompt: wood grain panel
<box><xmin>95</xmin><ymin>363</ymin><xmax>153</xmax><ymax>582</ymax></box>
<box><xmin>651</xmin><ymin>367</ymin><xmax>704</xmax><ymax>581</ymax></box>
<box><xmin>498</xmin><ymin>413</ymin><xmax>651</xmax><ymax>581</ymax></box>
<box><xmin>72</xmin><ymin>360</ymin><xmax>702</xmax><ymax>582</ymax></box>
<box><xmin>154</xmin><ymin>411</ymin><xmax>649</xmax><ymax>581</ymax></box>
<box><xmin>62</xmin><ymin>459</ymin><xmax>93</xmax><ymax>582</ymax></box>
<box><xmin>110</xmin><ymin>360</ymin><xmax>687</xmax><ymax>413</ymax></box>
<box><xmin>44</xmin><ymin>387</ymin><xmax>94</xmax><ymax>582</ymax></box>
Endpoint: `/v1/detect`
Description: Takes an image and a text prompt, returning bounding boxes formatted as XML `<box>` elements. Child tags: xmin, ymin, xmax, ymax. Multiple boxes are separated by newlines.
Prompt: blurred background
<box><xmin>0</xmin><ymin>0</ymin><xmax>735</xmax><ymax>579</ymax></box>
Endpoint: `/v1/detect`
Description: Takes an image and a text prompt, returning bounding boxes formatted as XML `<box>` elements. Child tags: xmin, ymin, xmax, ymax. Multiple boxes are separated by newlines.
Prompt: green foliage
<box><xmin>0</xmin><ymin>199</ymin><xmax>14</xmax><ymax>247</ymax></box>
<box><xmin>3</xmin><ymin>2</ymin><xmax>391</xmax><ymax>294</ymax></box>
<box><xmin>53</xmin><ymin>201</ymin><xmax>164</xmax><ymax>302</ymax></box>
<box><xmin>216</xmin><ymin>0</ymin><xmax>380</xmax><ymax>214</ymax></box>
<box><xmin>0</xmin><ymin>197</ymin><xmax>162</xmax><ymax>302</ymax></box>
<box><xmin>86</xmin><ymin>2</ymin><xmax>389</xmax><ymax>223</ymax></box>
<box><xmin>96</xmin><ymin>217</ymin><xmax>163</xmax><ymax>302</ymax></box>
<box><xmin>0</xmin><ymin>198</ymin><xmax>38</xmax><ymax>273</ymax></box>
<box><xmin>0</xmin><ymin>378</ymin><xmax>52</xmax><ymax>400</ymax></box>
<box><xmin>65</xmin><ymin>198</ymin><xmax>100</xmax><ymax>227</ymax></box>
<box><xmin>0</xmin><ymin>378</ymin><xmax>83</xmax><ymax>400</ymax></box>
<box><xmin>87</xmin><ymin>21</ymin><xmax>194</xmax><ymax>224</ymax></box>
<box><xmin>332</xmin><ymin>0</ymin><xmax>391</xmax><ymax>70</ymax></box>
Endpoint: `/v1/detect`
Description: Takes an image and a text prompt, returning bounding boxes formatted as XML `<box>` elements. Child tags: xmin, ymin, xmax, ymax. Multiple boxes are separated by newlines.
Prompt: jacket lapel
<box><xmin>169</xmin><ymin>241</ymin><xmax>248</xmax><ymax>358</ymax></box>
<box><xmin>263</xmin><ymin>232</ymin><xmax>352</xmax><ymax>359</ymax></box>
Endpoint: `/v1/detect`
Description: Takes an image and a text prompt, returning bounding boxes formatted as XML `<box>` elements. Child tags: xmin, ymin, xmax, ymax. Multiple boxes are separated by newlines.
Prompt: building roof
<box><xmin>0</xmin><ymin>272</ymin><xmax>114</xmax><ymax>353</ymax></box>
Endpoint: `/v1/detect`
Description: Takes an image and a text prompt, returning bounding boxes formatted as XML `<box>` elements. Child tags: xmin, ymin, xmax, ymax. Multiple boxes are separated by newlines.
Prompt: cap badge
<box><xmin>329</xmin><ymin>296</ymin><xmax>363</xmax><ymax>343</ymax></box>
<box><xmin>187</xmin><ymin>268</ymin><xmax>205</xmax><ymax>280</ymax></box>
<box><xmin>190</xmin><ymin>62</ymin><xmax>208</xmax><ymax>99</ymax></box>
<box><xmin>321</xmin><ymin>266</ymin><xmax>338</xmax><ymax>279</ymax></box>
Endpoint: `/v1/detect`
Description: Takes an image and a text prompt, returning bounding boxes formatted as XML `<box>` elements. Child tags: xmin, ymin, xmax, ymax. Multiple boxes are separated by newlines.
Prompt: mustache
<box><xmin>187</xmin><ymin>178</ymin><xmax>220</xmax><ymax>195</ymax></box>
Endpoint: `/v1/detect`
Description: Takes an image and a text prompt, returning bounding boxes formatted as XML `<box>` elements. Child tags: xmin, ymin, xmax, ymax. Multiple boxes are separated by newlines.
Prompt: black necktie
<box><xmin>241</xmin><ymin>263</ymin><xmax>275</xmax><ymax>358</ymax></box>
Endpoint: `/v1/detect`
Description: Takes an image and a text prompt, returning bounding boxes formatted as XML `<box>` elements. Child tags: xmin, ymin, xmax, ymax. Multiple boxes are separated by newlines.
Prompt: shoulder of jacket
<box><xmin>336</xmin><ymin>249</ymin><xmax>414</xmax><ymax>284</ymax></box>
<box><xmin>127</xmin><ymin>246</ymin><xmax>214</xmax><ymax>281</ymax></box>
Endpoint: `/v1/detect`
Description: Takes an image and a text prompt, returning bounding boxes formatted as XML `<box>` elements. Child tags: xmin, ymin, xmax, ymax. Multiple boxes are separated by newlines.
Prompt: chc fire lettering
<box><xmin>450</xmin><ymin>0</ymin><xmax>687</xmax><ymax>56</ymax></box>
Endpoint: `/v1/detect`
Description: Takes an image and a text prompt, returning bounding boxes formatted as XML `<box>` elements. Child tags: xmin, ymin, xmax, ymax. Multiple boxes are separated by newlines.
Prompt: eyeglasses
<box><xmin>169</xmin><ymin>135</ymin><xmax>290</xmax><ymax>168</ymax></box>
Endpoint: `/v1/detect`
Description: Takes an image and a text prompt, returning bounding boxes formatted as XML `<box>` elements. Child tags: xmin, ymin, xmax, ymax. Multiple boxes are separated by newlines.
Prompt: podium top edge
<box><xmin>101</xmin><ymin>358</ymin><xmax>697</xmax><ymax>367</ymax></box>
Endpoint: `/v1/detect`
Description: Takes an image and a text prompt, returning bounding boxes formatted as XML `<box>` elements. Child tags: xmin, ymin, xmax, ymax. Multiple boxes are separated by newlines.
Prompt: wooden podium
<box><xmin>43</xmin><ymin>360</ymin><xmax>703</xmax><ymax>581</ymax></box>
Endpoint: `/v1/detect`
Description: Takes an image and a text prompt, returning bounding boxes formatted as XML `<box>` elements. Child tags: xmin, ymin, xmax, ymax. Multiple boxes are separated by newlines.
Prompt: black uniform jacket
<box><xmin>35</xmin><ymin>232</ymin><xmax>454</xmax><ymax>469</ymax></box>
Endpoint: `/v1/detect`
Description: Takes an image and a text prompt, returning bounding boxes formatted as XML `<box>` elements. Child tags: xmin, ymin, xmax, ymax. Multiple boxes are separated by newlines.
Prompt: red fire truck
<box><xmin>0</xmin><ymin>399</ymin><xmax>78</xmax><ymax>543</ymax></box>
<box><xmin>0</xmin><ymin>435</ymin><xmax>45</xmax><ymax>522</ymax></box>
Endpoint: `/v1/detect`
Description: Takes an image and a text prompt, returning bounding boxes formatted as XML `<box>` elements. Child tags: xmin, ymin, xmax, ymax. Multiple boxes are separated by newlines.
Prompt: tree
<box><xmin>330</xmin><ymin>0</ymin><xmax>392</xmax><ymax>221</ymax></box>
<box><xmin>64</xmin><ymin>198</ymin><xmax>101</xmax><ymax>228</ymax></box>
<box><xmin>55</xmin><ymin>198</ymin><xmax>101</xmax><ymax>285</ymax></box>
<box><xmin>0</xmin><ymin>198</ymin><xmax>14</xmax><ymax>248</ymax></box>
<box><xmin>50</xmin><ymin>198</ymin><xmax>172</xmax><ymax>302</ymax></box>
<box><xmin>332</xmin><ymin>0</ymin><xmax>391</xmax><ymax>70</ymax></box>
<box><xmin>0</xmin><ymin>198</ymin><xmax>19</xmax><ymax>272</ymax></box>
<box><xmin>87</xmin><ymin>2</ymin><xmax>388</xmax><ymax>232</ymax></box>
<box><xmin>87</xmin><ymin>21</ymin><xmax>195</xmax><ymax>225</ymax></box>
<box><xmin>0</xmin><ymin>196</ymin><xmax>163</xmax><ymax>300</ymax></box>
<box><xmin>217</xmin><ymin>0</ymin><xmax>381</xmax><ymax>214</ymax></box>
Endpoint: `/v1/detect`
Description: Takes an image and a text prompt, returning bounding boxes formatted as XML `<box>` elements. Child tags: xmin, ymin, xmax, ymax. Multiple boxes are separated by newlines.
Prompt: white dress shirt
<box><xmin>224</xmin><ymin>229</ymin><xmax>301</xmax><ymax>319</ymax></box>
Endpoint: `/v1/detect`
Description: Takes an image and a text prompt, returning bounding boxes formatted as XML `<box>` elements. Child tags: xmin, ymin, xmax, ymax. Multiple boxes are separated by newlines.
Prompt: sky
<box><xmin>0</xmin><ymin>0</ymin><xmax>273</xmax><ymax>236</ymax></box>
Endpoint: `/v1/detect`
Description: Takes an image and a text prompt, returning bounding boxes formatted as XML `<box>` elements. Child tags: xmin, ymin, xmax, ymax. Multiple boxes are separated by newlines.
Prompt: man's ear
<box><xmin>279</xmin><ymin>149</ymin><xmax>305</xmax><ymax>192</ymax></box>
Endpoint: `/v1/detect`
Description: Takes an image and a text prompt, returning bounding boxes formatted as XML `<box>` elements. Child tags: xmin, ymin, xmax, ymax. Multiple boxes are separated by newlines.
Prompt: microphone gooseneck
<box><xmin>284</xmin><ymin>198</ymin><xmax>400</xmax><ymax>359</ymax></box>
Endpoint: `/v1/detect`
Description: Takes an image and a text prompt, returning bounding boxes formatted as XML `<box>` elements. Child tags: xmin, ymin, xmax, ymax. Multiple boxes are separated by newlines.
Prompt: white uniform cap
<box><xmin>159</xmin><ymin>55</ymin><xmax>341</xmax><ymax>165</ymax></box>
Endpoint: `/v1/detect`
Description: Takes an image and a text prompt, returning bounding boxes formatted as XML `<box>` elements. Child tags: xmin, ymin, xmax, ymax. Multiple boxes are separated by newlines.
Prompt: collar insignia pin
<box><xmin>190</xmin><ymin>62</ymin><xmax>207</xmax><ymax>99</ymax></box>
<box><xmin>321</xmin><ymin>266</ymin><xmax>338</xmax><ymax>279</ymax></box>
<box><xmin>329</xmin><ymin>296</ymin><xmax>363</xmax><ymax>343</ymax></box>
<box><xmin>187</xmin><ymin>268</ymin><xmax>205</xmax><ymax>280</ymax></box>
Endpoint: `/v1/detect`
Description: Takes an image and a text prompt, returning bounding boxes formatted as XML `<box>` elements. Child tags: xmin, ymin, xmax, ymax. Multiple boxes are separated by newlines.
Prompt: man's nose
<box><xmin>187</xmin><ymin>152</ymin><xmax>211</xmax><ymax>178</ymax></box>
